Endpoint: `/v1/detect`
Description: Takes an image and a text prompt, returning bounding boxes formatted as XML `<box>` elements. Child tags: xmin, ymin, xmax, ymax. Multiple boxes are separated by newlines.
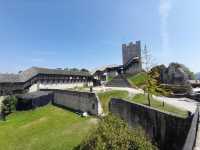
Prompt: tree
<box><xmin>150</xmin><ymin>67</ymin><xmax>171</xmax><ymax>97</ymax></box>
<box><xmin>1</xmin><ymin>96</ymin><xmax>17</xmax><ymax>115</ymax></box>
<box><xmin>70</xmin><ymin>68</ymin><xmax>80</xmax><ymax>72</ymax></box>
<box><xmin>180</xmin><ymin>64</ymin><xmax>195</xmax><ymax>80</ymax></box>
<box><xmin>81</xmin><ymin>68</ymin><xmax>89</xmax><ymax>72</ymax></box>
<box><xmin>64</xmin><ymin>67</ymin><xmax>69</xmax><ymax>71</ymax></box>
<box><xmin>74</xmin><ymin>114</ymin><xmax>157</xmax><ymax>150</ymax></box>
<box><xmin>142</xmin><ymin>45</ymin><xmax>156</xmax><ymax>106</ymax></box>
<box><xmin>142</xmin><ymin>46</ymin><xmax>170</xmax><ymax>106</ymax></box>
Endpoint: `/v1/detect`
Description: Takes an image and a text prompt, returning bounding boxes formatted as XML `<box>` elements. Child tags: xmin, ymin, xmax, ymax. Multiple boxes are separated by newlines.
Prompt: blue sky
<box><xmin>0</xmin><ymin>0</ymin><xmax>199</xmax><ymax>73</ymax></box>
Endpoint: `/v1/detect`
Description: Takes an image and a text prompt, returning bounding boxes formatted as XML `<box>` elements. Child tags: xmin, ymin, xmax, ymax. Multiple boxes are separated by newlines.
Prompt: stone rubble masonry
<box><xmin>0</xmin><ymin>90</ymin><xmax>103</xmax><ymax>120</ymax></box>
<box><xmin>42</xmin><ymin>89</ymin><xmax>103</xmax><ymax>116</ymax></box>
<box><xmin>122</xmin><ymin>41</ymin><xmax>142</xmax><ymax>74</ymax></box>
<box><xmin>185</xmin><ymin>106</ymin><xmax>199</xmax><ymax>150</ymax></box>
<box><xmin>122</xmin><ymin>41</ymin><xmax>141</xmax><ymax>65</ymax></box>
<box><xmin>109</xmin><ymin>98</ymin><xmax>192</xmax><ymax>150</ymax></box>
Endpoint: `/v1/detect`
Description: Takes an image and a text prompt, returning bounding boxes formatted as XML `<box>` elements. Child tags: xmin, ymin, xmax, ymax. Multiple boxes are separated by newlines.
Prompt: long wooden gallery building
<box><xmin>0</xmin><ymin>67</ymin><xmax>93</xmax><ymax>96</ymax></box>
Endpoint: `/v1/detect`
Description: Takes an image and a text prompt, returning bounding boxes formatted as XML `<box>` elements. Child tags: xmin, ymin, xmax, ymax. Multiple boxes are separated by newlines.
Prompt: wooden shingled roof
<box><xmin>0</xmin><ymin>67</ymin><xmax>91</xmax><ymax>83</ymax></box>
<box><xmin>0</xmin><ymin>74</ymin><xmax>21</xmax><ymax>83</ymax></box>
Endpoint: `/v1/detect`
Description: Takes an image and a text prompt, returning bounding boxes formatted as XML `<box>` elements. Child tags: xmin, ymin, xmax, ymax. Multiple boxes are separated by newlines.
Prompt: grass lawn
<box><xmin>107</xmin><ymin>76</ymin><xmax>114</xmax><ymax>82</ymax></box>
<box><xmin>129</xmin><ymin>94</ymin><xmax>188</xmax><ymax>118</ymax></box>
<box><xmin>0</xmin><ymin>105</ymin><xmax>97</xmax><ymax>150</ymax></box>
<box><xmin>127</xmin><ymin>72</ymin><xmax>147</xmax><ymax>87</ymax></box>
<box><xmin>97</xmin><ymin>90</ymin><xmax>129</xmax><ymax>113</ymax></box>
<box><xmin>97</xmin><ymin>90</ymin><xmax>187</xmax><ymax>118</ymax></box>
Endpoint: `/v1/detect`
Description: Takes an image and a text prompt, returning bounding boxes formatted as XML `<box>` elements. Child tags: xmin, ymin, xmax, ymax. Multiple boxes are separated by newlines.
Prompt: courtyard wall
<box><xmin>42</xmin><ymin>89</ymin><xmax>102</xmax><ymax>116</ymax></box>
<box><xmin>109</xmin><ymin>98</ymin><xmax>192</xmax><ymax>150</ymax></box>
<box><xmin>182</xmin><ymin>106</ymin><xmax>199</xmax><ymax>150</ymax></box>
<box><xmin>16</xmin><ymin>91</ymin><xmax>53</xmax><ymax>110</ymax></box>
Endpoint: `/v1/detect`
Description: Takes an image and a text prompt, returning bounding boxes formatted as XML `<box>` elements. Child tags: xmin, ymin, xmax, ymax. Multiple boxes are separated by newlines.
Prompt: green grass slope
<box><xmin>0</xmin><ymin>105</ymin><xmax>97</xmax><ymax>150</ymax></box>
<box><xmin>97</xmin><ymin>90</ymin><xmax>129</xmax><ymax>113</ymax></box>
<box><xmin>127</xmin><ymin>72</ymin><xmax>147</xmax><ymax>87</ymax></box>
<box><xmin>129</xmin><ymin>94</ymin><xmax>188</xmax><ymax>118</ymax></box>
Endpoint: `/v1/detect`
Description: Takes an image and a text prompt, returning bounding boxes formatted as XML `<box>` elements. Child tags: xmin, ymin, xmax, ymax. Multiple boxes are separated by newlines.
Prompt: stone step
<box><xmin>106</xmin><ymin>75</ymin><xmax>131</xmax><ymax>87</ymax></box>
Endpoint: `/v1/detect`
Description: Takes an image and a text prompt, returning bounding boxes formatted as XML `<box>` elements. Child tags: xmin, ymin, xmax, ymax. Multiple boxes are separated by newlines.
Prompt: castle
<box><xmin>93</xmin><ymin>41</ymin><xmax>142</xmax><ymax>81</ymax></box>
<box><xmin>0</xmin><ymin>41</ymin><xmax>142</xmax><ymax>96</ymax></box>
<box><xmin>122</xmin><ymin>41</ymin><xmax>142</xmax><ymax>74</ymax></box>
<box><xmin>122</xmin><ymin>41</ymin><xmax>141</xmax><ymax>65</ymax></box>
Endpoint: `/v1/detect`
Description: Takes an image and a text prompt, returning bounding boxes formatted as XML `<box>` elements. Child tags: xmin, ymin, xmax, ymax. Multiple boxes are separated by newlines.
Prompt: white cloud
<box><xmin>159</xmin><ymin>0</ymin><xmax>172</xmax><ymax>54</ymax></box>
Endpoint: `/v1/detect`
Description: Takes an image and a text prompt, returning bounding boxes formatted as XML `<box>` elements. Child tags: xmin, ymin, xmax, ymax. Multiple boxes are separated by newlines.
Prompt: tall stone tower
<box><xmin>122</xmin><ymin>41</ymin><xmax>142</xmax><ymax>74</ymax></box>
<box><xmin>122</xmin><ymin>41</ymin><xmax>141</xmax><ymax>64</ymax></box>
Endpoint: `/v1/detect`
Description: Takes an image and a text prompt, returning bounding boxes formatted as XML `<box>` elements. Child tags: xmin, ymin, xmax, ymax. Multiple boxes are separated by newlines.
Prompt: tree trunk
<box><xmin>147</xmin><ymin>93</ymin><xmax>151</xmax><ymax>106</ymax></box>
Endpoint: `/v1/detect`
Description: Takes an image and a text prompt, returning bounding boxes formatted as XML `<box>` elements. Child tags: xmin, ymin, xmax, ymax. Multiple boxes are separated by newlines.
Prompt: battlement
<box><xmin>122</xmin><ymin>41</ymin><xmax>141</xmax><ymax>65</ymax></box>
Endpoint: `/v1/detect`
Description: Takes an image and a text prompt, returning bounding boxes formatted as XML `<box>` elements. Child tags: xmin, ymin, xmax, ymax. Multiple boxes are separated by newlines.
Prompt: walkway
<box><xmin>154</xmin><ymin>96</ymin><xmax>198</xmax><ymax>113</ymax></box>
<box><xmin>93</xmin><ymin>86</ymin><xmax>198</xmax><ymax>113</ymax></box>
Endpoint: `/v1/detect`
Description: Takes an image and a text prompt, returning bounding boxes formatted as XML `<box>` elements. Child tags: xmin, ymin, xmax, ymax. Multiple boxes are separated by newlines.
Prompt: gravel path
<box><xmin>93</xmin><ymin>86</ymin><xmax>198</xmax><ymax>113</ymax></box>
<box><xmin>93</xmin><ymin>86</ymin><xmax>143</xmax><ymax>95</ymax></box>
<box><xmin>154</xmin><ymin>96</ymin><xmax>198</xmax><ymax>113</ymax></box>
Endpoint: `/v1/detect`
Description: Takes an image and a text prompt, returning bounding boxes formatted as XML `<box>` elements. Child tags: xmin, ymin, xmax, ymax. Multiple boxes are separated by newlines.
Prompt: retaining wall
<box><xmin>42</xmin><ymin>89</ymin><xmax>102</xmax><ymax>116</ymax></box>
<box><xmin>109</xmin><ymin>98</ymin><xmax>192</xmax><ymax>150</ymax></box>
<box><xmin>16</xmin><ymin>91</ymin><xmax>53</xmax><ymax>110</ymax></box>
<box><xmin>182</xmin><ymin>106</ymin><xmax>199</xmax><ymax>150</ymax></box>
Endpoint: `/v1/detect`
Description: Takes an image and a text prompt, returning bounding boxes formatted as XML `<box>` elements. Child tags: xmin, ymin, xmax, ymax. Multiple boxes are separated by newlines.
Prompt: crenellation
<box><xmin>122</xmin><ymin>41</ymin><xmax>141</xmax><ymax>64</ymax></box>
<box><xmin>122</xmin><ymin>41</ymin><xmax>142</xmax><ymax>74</ymax></box>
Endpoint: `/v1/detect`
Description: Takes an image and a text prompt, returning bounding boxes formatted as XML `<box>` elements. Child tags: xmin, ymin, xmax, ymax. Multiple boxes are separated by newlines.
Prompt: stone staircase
<box><xmin>106</xmin><ymin>75</ymin><xmax>131</xmax><ymax>88</ymax></box>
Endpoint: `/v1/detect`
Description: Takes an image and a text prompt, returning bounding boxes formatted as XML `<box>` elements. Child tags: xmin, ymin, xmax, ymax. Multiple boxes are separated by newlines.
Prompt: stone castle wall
<box><xmin>124</xmin><ymin>62</ymin><xmax>142</xmax><ymax>74</ymax></box>
<box><xmin>122</xmin><ymin>41</ymin><xmax>142</xmax><ymax>74</ymax></box>
<box><xmin>122</xmin><ymin>41</ymin><xmax>141</xmax><ymax>65</ymax></box>
<box><xmin>40</xmin><ymin>89</ymin><xmax>103</xmax><ymax>116</ymax></box>
<box><xmin>109</xmin><ymin>98</ymin><xmax>192</xmax><ymax>150</ymax></box>
<box><xmin>182</xmin><ymin>107</ymin><xmax>199</xmax><ymax>150</ymax></box>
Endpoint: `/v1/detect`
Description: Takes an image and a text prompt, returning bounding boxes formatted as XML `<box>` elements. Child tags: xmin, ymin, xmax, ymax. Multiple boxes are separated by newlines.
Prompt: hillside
<box><xmin>126</xmin><ymin>72</ymin><xmax>147</xmax><ymax>88</ymax></box>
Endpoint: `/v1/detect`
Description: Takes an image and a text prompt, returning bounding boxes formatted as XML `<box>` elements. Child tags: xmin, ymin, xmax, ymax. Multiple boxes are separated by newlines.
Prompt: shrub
<box><xmin>75</xmin><ymin>114</ymin><xmax>157</xmax><ymax>150</ymax></box>
<box><xmin>2</xmin><ymin>96</ymin><xmax>18</xmax><ymax>115</ymax></box>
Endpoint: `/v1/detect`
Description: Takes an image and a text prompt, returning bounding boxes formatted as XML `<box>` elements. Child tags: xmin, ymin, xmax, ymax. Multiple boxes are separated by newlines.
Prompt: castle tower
<box><xmin>122</xmin><ymin>41</ymin><xmax>142</xmax><ymax>74</ymax></box>
<box><xmin>122</xmin><ymin>41</ymin><xmax>141</xmax><ymax>65</ymax></box>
